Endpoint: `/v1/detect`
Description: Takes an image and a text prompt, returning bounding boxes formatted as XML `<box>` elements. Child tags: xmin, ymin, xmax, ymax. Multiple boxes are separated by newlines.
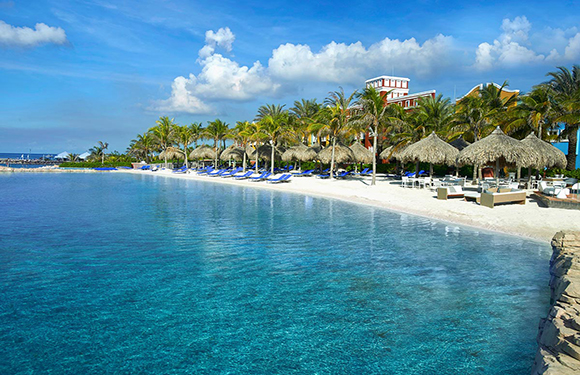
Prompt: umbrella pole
<box><xmin>429</xmin><ymin>163</ymin><xmax>433</xmax><ymax>177</ymax></box>
<box><xmin>415</xmin><ymin>160</ymin><xmax>420</xmax><ymax>177</ymax></box>
<box><xmin>528</xmin><ymin>166</ymin><xmax>532</xmax><ymax>189</ymax></box>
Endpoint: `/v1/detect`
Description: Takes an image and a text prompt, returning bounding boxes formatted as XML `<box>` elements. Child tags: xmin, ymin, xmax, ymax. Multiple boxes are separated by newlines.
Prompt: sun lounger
<box><xmin>197</xmin><ymin>166</ymin><xmax>214</xmax><ymax>175</ymax></box>
<box><xmin>207</xmin><ymin>168</ymin><xmax>226</xmax><ymax>177</ymax></box>
<box><xmin>173</xmin><ymin>166</ymin><xmax>188</xmax><ymax>173</ymax></box>
<box><xmin>267</xmin><ymin>174</ymin><xmax>292</xmax><ymax>183</ymax></box>
<box><xmin>437</xmin><ymin>186</ymin><xmax>464</xmax><ymax>200</ymax></box>
<box><xmin>233</xmin><ymin>171</ymin><xmax>254</xmax><ymax>180</ymax></box>
<box><xmin>220</xmin><ymin>167</ymin><xmax>243</xmax><ymax>178</ymax></box>
<box><xmin>249</xmin><ymin>172</ymin><xmax>271</xmax><ymax>181</ymax></box>
<box><xmin>292</xmin><ymin>169</ymin><xmax>314</xmax><ymax>177</ymax></box>
<box><xmin>140</xmin><ymin>165</ymin><xmax>151</xmax><ymax>170</ymax></box>
<box><xmin>335</xmin><ymin>171</ymin><xmax>351</xmax><ymax>179</ymax></box>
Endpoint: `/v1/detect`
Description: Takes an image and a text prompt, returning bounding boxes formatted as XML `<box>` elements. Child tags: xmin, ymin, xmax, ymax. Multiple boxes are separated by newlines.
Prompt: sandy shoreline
<box><xmin>120</xmin><ymin>168</ymin><xmax>580</xmax><ymax>244</ymax></box>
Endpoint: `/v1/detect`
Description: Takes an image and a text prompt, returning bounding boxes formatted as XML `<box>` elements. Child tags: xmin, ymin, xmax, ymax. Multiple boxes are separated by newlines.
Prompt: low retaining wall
<box><xmin>532</xmin><ymin>231</ymin><xmax>580</xmax><ymax>374</ymax></box>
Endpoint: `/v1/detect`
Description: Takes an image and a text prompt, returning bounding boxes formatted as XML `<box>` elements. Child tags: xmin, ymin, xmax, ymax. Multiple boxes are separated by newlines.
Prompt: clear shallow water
<box><xmin>0</xmin><ymin>173</ymin><xmax>550</xmax><ymax>374</ymax></box>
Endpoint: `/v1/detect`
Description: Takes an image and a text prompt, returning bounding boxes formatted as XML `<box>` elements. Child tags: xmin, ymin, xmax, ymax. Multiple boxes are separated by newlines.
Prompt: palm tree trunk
<box><xmin>183</xmin><ymin>146</ymin><xmax>189</xmax><ymax>169</ymax></box>
<box><xmin>242</xmin><ymin>151</ymin><xmax>247</xmax><ymax>172</ymax></box>
<box><xmin>270</xmin><ymin>140</ymin><xmax>275</xmax><ymax>175</ymax></box>
<box><xmin>566</xmin><ymin>124</ymin><xmax>578</xmax><ymax>170</ymax></box>
<box><xmin>371</xmin><ymin>125</ymin><xmax>378</xmax><ymax>186</ymax></box>
<box><xmin>330</xmin><ymin>137</ymin><xmax>336</xmax><ymax>179</ymax></box>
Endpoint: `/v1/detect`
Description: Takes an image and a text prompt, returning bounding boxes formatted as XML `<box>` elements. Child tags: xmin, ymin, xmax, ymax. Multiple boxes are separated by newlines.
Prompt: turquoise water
<box><xmin>0</xmin><ymin>173</ymin><xmax>550</xmax><ymax>374</ymax></box>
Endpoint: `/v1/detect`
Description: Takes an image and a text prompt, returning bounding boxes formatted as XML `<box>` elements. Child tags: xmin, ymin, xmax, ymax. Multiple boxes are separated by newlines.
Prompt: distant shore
<box><xmin>121</xmin><ymin>168</ymin><xmax>580</xmax><ymax>244</ymax></box>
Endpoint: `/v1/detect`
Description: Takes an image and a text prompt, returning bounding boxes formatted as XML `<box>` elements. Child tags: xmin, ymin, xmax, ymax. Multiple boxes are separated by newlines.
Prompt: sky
<box><xmin>1</xmin><ymin>0</ymin><xmax>580</xmax><ymax>153</ymax></box>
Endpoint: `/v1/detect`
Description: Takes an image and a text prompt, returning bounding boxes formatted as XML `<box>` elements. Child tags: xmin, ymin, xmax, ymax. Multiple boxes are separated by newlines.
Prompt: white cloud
<box><xmin>474</xmin><ymin>16</ymin><xmax>580</xmax><ymax>71</ymax></box>
<box><xmin>156</xmin><ymin>29</ymin><xmax>455</xmax><ymax>114</ymax></box>
<box><xmin>154</xmin><ymin>27</ymin><xmax>279</xmax><ymax>114</ymax></box>
<box><xmin>0</xmin><ymin>20</ymin><xmax>67</xmax><ymax>47</ymax></box>
<box><xmin>198</xmin><ymin>27</ymin><xmax>235</xmax><ymax>59</ymax></box>
<box><xmin>269</xmin><ymin>34</ymin><xmax>454</xmax><ymax>85</ymax></box>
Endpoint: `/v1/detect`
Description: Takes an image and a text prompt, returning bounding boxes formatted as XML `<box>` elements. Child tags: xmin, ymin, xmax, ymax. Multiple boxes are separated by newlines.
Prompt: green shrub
<box><xmin>546</xmin><ymin>168</ymin><xmax>580</xmax><ymax>179</ymax></box>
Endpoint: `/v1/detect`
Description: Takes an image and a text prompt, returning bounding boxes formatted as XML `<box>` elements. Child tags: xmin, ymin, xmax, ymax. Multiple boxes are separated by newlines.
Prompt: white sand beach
<box><xmin>123</xmin><ymin>168</ymin><xmax>580</xmax><ymax>244</ymax></box>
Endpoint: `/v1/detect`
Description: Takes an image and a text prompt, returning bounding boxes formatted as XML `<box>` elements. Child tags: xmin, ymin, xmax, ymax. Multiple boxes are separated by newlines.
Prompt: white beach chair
<box><xmin>401</xmin><ymin>176</ymin><xmax>410</xmax><ymax>188</ymax></box>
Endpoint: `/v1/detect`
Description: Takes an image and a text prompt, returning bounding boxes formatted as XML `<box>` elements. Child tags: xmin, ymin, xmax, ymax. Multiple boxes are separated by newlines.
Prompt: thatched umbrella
<box><xmin>220</xmin><ymin>145</ymin><xmax>245</xmax><ymax>161</ymax></box>
<box><xmin>159</xmin><ymin>146</ymin><xmax>184</xmax><ymax>163</ymax></box>
<box><xmin>520</xmin><ymin>132</ymin><xmax>567</xmax><ymax>186</ymax></box>
<box><xmin>349</xmin><ymin>142</ymin><xmax>373</xmax><ymax>164</ymax></box>
<box><xmin>449</xmin><ymin>136</ymin><xmax>471</xmax><ymax>151</ymax></box>
<box><xmin>317</xmin><ymin>144</ymin><xmax>354</xmax><ymax>164</ymax></box>
<box><xmin>190</xmin><ymin>145</ymin><xmax>217</xmax><ymax>168</ymax></box>
<box><xmin>282</xmin><ymin>144</ymin><xmax>317</xmax><ymax>170</ymax></box>
<box><xmin>399</xmin><ymin>132</ymin><xmax>459</xmax><ymax>176</ymax></box>
<box><xmin>379</xmin><ymin>144</ymin><xmax>407</xmax><ymax>160</ymax></box>
<box><xmin>190</xmin><ymin>145</ymin><xmax>216</xmax><ymax>159</ymax></box>
<box><xmin>457</xmin><ymin>126</ymin><xmax>538</xmax><ymax>184</ymax></box>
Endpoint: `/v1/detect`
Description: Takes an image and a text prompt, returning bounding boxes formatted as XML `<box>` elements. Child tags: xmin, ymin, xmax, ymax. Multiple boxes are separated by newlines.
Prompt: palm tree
<box><xmin>174</xmin><ymin>125</ymin><xmax>194</xmax><ymax>168</ymax></box>
<box><xmin>130</xmin><ymin>133</ymin><xmax>155</xmax><ymax>163</ymax></box>
<box><xmin>290</xmin><ymin>99</ymin><xmax>320</xmax><ymax>145</ymax></box>
<box><xmin>414</xmin><ymin>94</ymin><xmax>454</xmax><ymax>134</ymax></box>
<box><xmin>189</xmin><ymin>122</ymin><xmax>203</xmax><ymax>148</ymax></box>
<box><xmin>309</xmin><ymin>88</ymin><xmax>358</xmax><ymax>178</ymax></box>
<box><xmin>97</xmin><ymin>141</ymin><xmax>109</xmax><ymax>165</ymax></box>
<box><xmin>506</xmin><ymin>86</ymin><xmax>554</xmax><ymax>140</ymax></box>
<box><xmin>67</xmin><ymin>153</ymin><xmax>79</xmax><ymax>162</ymax></box>
<box><xmin>234</xmin><ymin>121</ymin><xmax>253</xmax><ymax>172</ymax></box>
<box><xmin>204</xmin><ymin>119</ymin><xmax>230</xmax><ymax>168</ymax></box>
<box><xmin>544</xmin><ymin>65</ymin><xmax>580</xmax><ymax>170</ymax></box>
<box><xmin>88</xmin><ymin>145</ymin><xmax>103</xmax><ymax>163</ymax></box>
<box><xmin>255</xmin><ymin>103</ymin><xmax>286</xmax><ymax>121</ymax></box>
<box><xmin>452</xmin><ymin>96</ymin><xmax>499</xmax><ymax>180</ymax></box>
<box><xmin>260</xmin><ymin>108</ymin><xmax>290</xmax><ymax>174</ymax></box>
<box><xmin>149</xmin><ymin>116</ymin><xmax>176</xmax><ymax>167</ymax></box>
<box><xmin>353</xmin><ymin>87</ymin><xmax>392</xmax><ymax>185</ymax></box>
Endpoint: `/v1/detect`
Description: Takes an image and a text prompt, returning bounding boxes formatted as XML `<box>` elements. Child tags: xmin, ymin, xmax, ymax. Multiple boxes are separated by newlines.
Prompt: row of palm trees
<box><xmin>127</xmin><ymin>65</ymin><xmax>580</xmax><ymax>184</ymax></box>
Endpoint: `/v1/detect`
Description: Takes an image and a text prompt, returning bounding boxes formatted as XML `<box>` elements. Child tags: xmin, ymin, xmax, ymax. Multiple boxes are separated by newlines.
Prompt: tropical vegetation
<box><xmin>67</xmin><ymin>65</ymin><xmax>580</xmax><ymax>176</ymax></box>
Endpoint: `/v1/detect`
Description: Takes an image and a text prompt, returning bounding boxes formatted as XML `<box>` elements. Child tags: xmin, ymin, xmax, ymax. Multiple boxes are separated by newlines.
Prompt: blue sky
<box><xmin>1</xmin><ymin>0</ymin><xmax>580</xmax><ymax>153</ymax></box>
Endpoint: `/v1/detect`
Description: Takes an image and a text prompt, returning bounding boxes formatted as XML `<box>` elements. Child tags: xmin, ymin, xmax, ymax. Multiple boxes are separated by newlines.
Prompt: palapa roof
<box><xmin>399</xmin><ymin>132</ymin><xmax>459</xmax><ymax>165</ymax></box>
<box><xmin>281</xmin><ymin>144</ymin><xmax>317</xmax><ymax>162</ymax></box>
<box><xmin>379</xmin><ymin>144</ymin><xmax>408</xmax><ymax>160</ymax></box>
<box><xmin>159</xmin><ymin>146</ymin><xmax>185</xmax><ymax>160</ymax></box>
<box><xmin>248</xmin><ymin>144</ymin><xmax>282</xmax><ymax>161</ymax></box>
<box><xmin>316</xmin><ymin>143</ymin><xmax>354</xmax><ymax>164</ymax></box>
<box><xmin>456</xmin><ymin>127</ymin><xmax>538</xmax><ymax>167</ymax></box>
<box><xmin>220</xmin><ymin>145</ymin><xmax>246</xmax><ymax>161</ymax></box>
<box><xmin>349</xmin><ymin>142</ymin><xmax>374</xmax><ymax>163</ymax></box>
<box><xmin>520</xmin><ymin>132</ymin><xmax>567</xmax><ymax>169</ymax></box>
<box><xmin>189</xmin><ymin>145</ymin><xmax>216</xmax><ymax>159</ymax></box>
<box><xmin>449</xmin><ymin>136</ymin><xmax>471</xmax><ymax>151</ymax></box>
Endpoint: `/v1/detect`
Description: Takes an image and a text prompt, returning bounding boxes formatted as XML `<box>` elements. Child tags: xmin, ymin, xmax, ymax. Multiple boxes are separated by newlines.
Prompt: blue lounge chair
<box><xmin>220</xmin><ymin>167</ymin><xmax>243</xmax><ymax>177</ymax></box>
<box><xmin>267</xmin><ymin>174</ymin><xmax>292</xmax><ymax>183</ymax></box>
<box><xmin>233</xmin><ymin>171</ymin><xmax>254</xmax><ymax>180</ymax></box>
<box><xmin>292</xmin><ymin>169</ymin><xmax>314</xmax><ymax>177</ymax></box>
<box><xmin>335</xmin><ymin>171</ymin><xmax>351</xmax><ymax>179</ymax></box>
<box><xmin>173</xmin><ymin>166</ymin><xmax>188</xmax><ymax>173</ymax></box>
<box><xmin>94</xmin><ymin>167</ymin><xmax>117</xmax><ymax>171</ymax></box>
<box><xmin>249</xmin><ymin>172</ymin><xmax>271</xmax><ymax>181</ymax></box>
<box><xmin>140</xmin><ymin>165</ymin><xmax>151</xmax><ymax>170</ymax></box>
<box><xmin>357</xmin><ymin>168</ymin><xmax>370</xmax><ymax>175</ymax></box>
<box><xmin>208</xmin><ymin>169</ymin><xmax>228</xmax><ymax>177</ymax></box>
<box><xmin>197</xmin><ymin>166</ymin><xmax>213</xmax><ymax>175</ymax></box>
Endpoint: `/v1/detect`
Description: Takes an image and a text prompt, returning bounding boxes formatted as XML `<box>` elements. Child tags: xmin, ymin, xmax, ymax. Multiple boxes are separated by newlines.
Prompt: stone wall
<box><xmin>532</xmin><ymin>231</ymin><xmax>580</xmax><ymax>375</ymax></box>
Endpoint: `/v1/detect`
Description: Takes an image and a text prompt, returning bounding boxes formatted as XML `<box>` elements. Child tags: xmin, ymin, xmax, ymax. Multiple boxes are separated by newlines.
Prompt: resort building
<box><xmin>365</xmin><ymin>75</ymin><xmax>436</xmax><ymax>110</ymax></box>
<box><xmin>455</xmin><ymin>82</ymin><xmax>520</xmax><ymax>107</ymax></box>
<box><xmin>364</xmin><ymin>75</ymin><xmax>436</xmax><ymax>149</ymax></box>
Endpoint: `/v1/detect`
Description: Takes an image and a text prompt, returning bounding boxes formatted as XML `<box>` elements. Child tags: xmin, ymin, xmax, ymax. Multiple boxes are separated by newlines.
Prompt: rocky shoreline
<box><xmin>532</xmin><ymin>231</ymin><xmax>580</xmax><ymax>374</ymax></box>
